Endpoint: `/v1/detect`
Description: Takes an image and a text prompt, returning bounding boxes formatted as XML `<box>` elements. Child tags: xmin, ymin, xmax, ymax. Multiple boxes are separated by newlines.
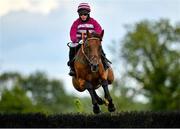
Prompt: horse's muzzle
<box><xmin>90</xmin><ymin>63</ymin><xmax>99</xmax><ymax>72</ymax></box>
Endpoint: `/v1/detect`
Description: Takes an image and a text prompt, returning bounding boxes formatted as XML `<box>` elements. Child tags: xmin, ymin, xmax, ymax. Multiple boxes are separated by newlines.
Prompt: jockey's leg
<box><xmin>101</xmin><ymin>47</ymin><xmax>110</xmax><ymax>70</ymax></box>
<box><xmin>68</xmin><ymin>47</ymin><xmax>76</xmax><ymax>76</ymax></box>
<box><xmin>67</xmin><ymin>45</ymin><xmax>81</xmax><ymax>76</ymax></box>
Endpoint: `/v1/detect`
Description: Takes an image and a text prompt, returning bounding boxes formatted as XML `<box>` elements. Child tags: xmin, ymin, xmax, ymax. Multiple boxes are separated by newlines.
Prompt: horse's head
<box><xmin>84</xmin><ymin>30</ymin><xmax>104</xmax><ymax>72</ymax></box>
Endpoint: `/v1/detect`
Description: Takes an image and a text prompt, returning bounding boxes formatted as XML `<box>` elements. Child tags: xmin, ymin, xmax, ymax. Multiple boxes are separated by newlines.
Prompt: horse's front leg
<box><xmin>85</xmin><ymin>81</ymin><xmax>101</xmax><ymax>114</ymax></box>
<box><xmin>102</xmin><ymin>80</ymin><xmax>116</xmax><ymax>112</ymax></box>
<box><xmin>93</xmin><ymin>90</ymin><xmax>104</xmax><ymax>105</ymax></box>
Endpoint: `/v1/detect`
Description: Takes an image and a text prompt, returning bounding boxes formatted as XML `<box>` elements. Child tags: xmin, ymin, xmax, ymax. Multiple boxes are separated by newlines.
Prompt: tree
<box><xmin>120</xmin><ymin>19</ymin><xmax>180</xmax><ymax>110</ymax></box>
<box><xmin>0</xmin><ymin>71</ymin><xmax>77</xmax><ymax>113</ymax></box>
<box><xmin>20</xmin><ymin>71</ymin><xmax>76</xmax><ymax>113</ymax></box>
<box><xmin>0</xmin><ymin>85</ymin><xmax>37</xmax><ymax>113</ymax></box>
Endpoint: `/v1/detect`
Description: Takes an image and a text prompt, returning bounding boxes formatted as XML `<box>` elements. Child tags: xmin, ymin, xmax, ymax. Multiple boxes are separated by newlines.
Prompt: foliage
<box><xmin>0</xmin><ymin>86</ymin><xmax>35</xmax><ymax>113</ymax></box>
<box><xmin>121</xmin><ymin>19</ymin><xmax>180</xmax><ymax>110</ymax></box>
<box><xmin>109</xmin><ymin>80</ymin><xmax>149</xmax><ymax>111</ymax></box>
<box><xmin>0</xmin><ymin>71</ymin><xmax>76</xmax><ymax>113</ymax></box>
<box><xmin>74</xmin><ymin>98</ymin><xmax>84</xmax><ymax>112</ymax></box>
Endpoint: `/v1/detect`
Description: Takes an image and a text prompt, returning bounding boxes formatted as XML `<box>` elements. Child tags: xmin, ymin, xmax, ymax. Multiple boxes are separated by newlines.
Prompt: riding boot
<box><xmin>101</xmin><ymin>48</ymin><xmax>110</xmax><ymax>70</ymax></box>
<box><xmin>67</xmin><ymin>47</ymin><xmax>76</xmax><ymax>76</ymax></box>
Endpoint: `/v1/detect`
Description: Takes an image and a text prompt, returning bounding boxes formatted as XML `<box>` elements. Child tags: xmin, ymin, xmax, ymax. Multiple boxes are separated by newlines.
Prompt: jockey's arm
<box><xmin>70</xmin><ymin>20</ymin><xmax>78</xmax><ymax>43</ymax></box>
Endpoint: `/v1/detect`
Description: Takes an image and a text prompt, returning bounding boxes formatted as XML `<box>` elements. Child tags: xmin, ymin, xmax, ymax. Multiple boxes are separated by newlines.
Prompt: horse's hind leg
<box><xmin>85</xmin><ymin>81</ymin><xmax>100</xmax><ymax>114</ymax></box>
<box><xmin>102</xmin><ymin>80</ymin><xmax>116</xmax><ymax>112</ymax></box>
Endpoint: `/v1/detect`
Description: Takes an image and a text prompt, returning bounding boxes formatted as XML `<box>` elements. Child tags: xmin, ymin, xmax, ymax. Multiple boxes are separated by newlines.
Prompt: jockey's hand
<box><xmin>67</xmin><ymin>40</ymin><xmax>83</xmax><ymax>48</ymax></box>
<box><xmin>79</xmin><ymin>40</ymin><xmax>83</xmax><ymax>44</ymax></box>
<box><xmin>69</xmin><ymin>42</ymin><xmax>79</xmax><ymax>47</ymax></box>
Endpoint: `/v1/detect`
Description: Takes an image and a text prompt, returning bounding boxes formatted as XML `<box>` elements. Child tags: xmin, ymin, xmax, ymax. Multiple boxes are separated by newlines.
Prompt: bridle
<box><xmin>81</xmin><ymin>37</ymin><xmax>101</xmax><ymax>72</ymax></box>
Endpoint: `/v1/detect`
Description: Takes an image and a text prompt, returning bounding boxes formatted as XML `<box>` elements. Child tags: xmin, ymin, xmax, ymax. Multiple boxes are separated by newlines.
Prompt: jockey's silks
<box><xmin>70</xmin><ymin>17</ymin><xmax>102</xmax><ymax>43</ymax></box>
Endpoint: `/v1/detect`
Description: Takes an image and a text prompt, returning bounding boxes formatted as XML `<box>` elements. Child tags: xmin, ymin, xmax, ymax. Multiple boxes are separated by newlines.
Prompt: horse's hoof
<box><xmin>108</xmin><ymin>103</ymin><xmax>116</xmax><ymax>112</ymax></box>
<box><xmin>93</xmin><ymin>105</ymin><xmax>101</xmax><ymax>114</ymax></box>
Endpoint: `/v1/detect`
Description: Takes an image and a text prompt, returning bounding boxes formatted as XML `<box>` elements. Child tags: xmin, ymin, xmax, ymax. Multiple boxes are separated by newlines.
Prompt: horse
<box><xmin>72</xmin><ymin>30</ymin><xmax>115</xmax><ymax>114</ymax></box>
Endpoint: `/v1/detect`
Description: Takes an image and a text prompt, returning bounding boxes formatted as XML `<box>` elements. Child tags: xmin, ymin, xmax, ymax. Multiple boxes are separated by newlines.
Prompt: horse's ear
<box><xmin>86</xmin><ymin>30</ymin><xmax>91</xmax><ymax>38</ymax></box>
<box><xmin>100</xmin><ymin>30</ymin><xmax>104</xmax><ymax>38</ymax></box>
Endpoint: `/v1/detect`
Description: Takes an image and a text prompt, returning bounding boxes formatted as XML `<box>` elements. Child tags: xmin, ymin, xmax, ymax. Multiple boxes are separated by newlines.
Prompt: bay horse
<box><xmin>72</xmin><ymin>30</ymin><xmax>115</xmax><ymax>114</ymax></box>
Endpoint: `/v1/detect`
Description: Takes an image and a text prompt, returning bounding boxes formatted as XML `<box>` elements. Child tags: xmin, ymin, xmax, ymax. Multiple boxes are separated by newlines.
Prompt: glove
<box><xmin>69</xmin><ymin>42</ymin><xmax>79</xmax><ymax>47</ymax></box>
<box><xmin>79</xmin><ymin>40</ymin><xmax>83</xmax><ymax>44</ymax></box>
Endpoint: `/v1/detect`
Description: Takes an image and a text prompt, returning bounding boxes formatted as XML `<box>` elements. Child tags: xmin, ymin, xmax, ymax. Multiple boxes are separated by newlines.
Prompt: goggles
<box><xmin>79</xmin><ymin>13</ymin><xmax>89</xmax><ymax>16</ymax></box>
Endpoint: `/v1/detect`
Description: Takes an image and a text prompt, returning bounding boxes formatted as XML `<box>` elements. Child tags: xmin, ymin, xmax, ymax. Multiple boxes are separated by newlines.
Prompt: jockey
<box><xmin>68</xmin><ymin>3</ymin><xmax>109</xmax><ymax>76</ymax></box>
